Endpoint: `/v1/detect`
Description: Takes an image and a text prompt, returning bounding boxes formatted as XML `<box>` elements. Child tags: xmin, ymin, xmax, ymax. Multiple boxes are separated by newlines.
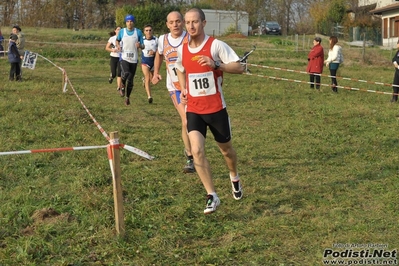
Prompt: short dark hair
<box><xmin>187</xmin><ymin>8</ymin><xmax>206</xmax><ymax>21</ymax></box>
<box><xmin>13</xmin><ymin>25</ymin><xmax>22</xmax><ymax>31</ymax></box>
<box><xmin>167</xmin><ymin>11</ymin><xmax>183</xmax><ymax>23</ymax></box>
<box><xmin>314</xmin><ymin>37</ymin><xmax>322</xmax><ymax>43</ymax></box>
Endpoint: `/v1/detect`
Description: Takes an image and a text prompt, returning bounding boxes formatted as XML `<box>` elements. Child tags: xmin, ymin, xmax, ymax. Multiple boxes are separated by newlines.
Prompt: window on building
<box><xmin>384</xmin><ymin>18</ymin><xmax>388</xmax><ymax>38</ymax></box>
<box><xmin>390</xmin><ymin>17</ymin><xmax>399</xmax><ymax>37</ymax></box>
<box><xmin>390</xmin><ymin>17</ymin><xmax>396</xmax><ymax>37</ymax></box>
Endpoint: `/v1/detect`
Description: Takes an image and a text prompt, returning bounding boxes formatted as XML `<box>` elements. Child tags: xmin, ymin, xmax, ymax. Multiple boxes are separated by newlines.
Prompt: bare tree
<box><xmin>0</xmin><ymin>0</ymin><xmax>342</xmax><ymax>33</ymax></box>
<box><xmin>0</xmin><ymin>0</ymin><xmax>19</xmax><ymax>26</ymax></box>
<box><xmin>290</xmin><ymin>0</ymin><xmax>316</xmax><ymax>34</ymax></box>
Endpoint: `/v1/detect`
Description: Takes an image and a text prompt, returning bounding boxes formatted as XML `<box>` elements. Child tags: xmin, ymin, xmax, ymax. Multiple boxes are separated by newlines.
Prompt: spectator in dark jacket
<box><xmin>12</xmin><ymin>25</ymin><xmax>25</xmax><ymax>79</ymax></box>
<box><xmin>8</xmin><ymin>34</ymin><xmax>22</xmax><ymax>81</ymax></box>
<box><xmin>391</xmin><ymin>39</ymin><xmax>399</xmax><ymax>102</ymax></box>
<box><xmin>306</xmin><ymin>37</ymin><xmax>324</xmax><ymax>90</ymax></box>
<box><xmin>12</xmin><ymin>25</ymin><xmax>25</xmax><ymax>57</ymax></box>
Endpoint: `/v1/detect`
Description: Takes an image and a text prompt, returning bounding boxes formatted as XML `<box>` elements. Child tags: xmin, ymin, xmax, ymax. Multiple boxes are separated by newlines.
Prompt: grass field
<box><xmin>0</xmin><ymin>28</ymin><xmax>398</xmax><ymax>265</ymax></box>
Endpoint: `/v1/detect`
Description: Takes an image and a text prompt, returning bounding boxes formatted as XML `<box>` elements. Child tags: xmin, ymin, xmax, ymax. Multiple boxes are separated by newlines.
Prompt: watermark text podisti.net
<box><xmin>323</xmin><ymin>243</ymin><xmax>397</xmax><ymax>265</ymax></box>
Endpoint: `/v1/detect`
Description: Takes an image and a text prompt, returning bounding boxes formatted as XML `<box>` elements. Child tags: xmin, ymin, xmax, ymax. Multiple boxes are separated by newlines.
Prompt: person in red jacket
<box><xmin>306</xmin><ymin>37</ymin><xmax>324</xmax><ymax>90</ymax></box>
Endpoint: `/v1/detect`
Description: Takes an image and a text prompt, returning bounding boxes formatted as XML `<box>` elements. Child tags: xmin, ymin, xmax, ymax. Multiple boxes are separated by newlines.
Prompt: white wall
<box><xmin>381</xmin><ymin>9</ymin><xmax>399</xmax><ymax>46</ymax></box>
<box><xmin>359</xmin><ymin>0</ymin><xmax>398</xmax><ymax>8</ymax></box>
<box><xmin>203</xmin><ymin>9</ymin><xmax>249</xmax><ymax>36</ymax></box>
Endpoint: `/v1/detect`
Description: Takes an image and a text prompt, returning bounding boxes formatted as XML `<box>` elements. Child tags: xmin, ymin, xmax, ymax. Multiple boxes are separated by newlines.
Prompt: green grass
<box><xmin>0</xmin><ymin>28</ymin><xmax>398</xmax><ymax>265</ymax></box>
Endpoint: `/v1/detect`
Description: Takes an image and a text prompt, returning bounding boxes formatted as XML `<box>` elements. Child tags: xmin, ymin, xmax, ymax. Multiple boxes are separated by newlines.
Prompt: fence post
<box><xmin>108</xmin><ymin>132</ymin><xmax>125</xmax><ymax>237</ymax></box>
<box><xmin>362</xmin><ymin>32</ymin><xmax>366</xmax><ymax>63</ymax></box>
<box><xmin>62</xmin><ymin>70</ymin><xmax>65</xmax><ymax>91</ymax></box>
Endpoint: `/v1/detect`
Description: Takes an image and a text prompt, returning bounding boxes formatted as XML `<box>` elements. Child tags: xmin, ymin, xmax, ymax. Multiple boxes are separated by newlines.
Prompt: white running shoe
<box><xmin>204</xmin><ymin>194</ymin><xmax>220</xmax><ymax>214</ymax></box>
<box><xmin>231</xmin><ymin>180</ymin><xmax>243</xmax><ymax>200</ymax></box>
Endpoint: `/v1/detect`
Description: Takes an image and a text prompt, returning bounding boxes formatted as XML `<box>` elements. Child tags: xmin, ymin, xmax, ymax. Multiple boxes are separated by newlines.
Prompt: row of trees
<box><xmin>0</xmin><ymin>0</ymin><xmax>380</xmax><ymax>37</ymax></box>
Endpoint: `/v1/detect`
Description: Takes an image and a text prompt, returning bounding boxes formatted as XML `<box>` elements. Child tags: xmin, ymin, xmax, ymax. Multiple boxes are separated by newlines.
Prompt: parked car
<box><xmin>262</xmin><ymin>21</ymin><xmax>281</xmax><ymax>35</ymax></box>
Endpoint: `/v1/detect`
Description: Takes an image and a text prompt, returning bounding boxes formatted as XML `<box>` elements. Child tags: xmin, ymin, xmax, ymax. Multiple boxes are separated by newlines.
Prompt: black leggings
<box><xmin>110</xmin><ymin>56</ymin><xmax>121</xmax><ymax>79</ymax></box>
<box><xmin>392</xmin><ymin>70</ymin><xmax>399</xmax><ymax>101</ymax></box>
<box><xmin>309</xmin><ymin>74</ymin><xmax>321</xmax><ymax>89</ymax></box>
<box><xmin>329</xmin><ymin>64</ymin><xmax>340</xmax><ymax>86</ymax></box>
<box><xmin>120</xmin><ymin>60</ymin><xmax>138</xmax><ymax>98</ymax></box>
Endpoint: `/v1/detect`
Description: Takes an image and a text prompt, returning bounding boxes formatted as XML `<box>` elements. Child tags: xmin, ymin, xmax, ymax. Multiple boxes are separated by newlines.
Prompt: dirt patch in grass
<box><xmin>21</xmin><ymin>208</ymin><xmax>73</xmax><ymax>236</ymax></box>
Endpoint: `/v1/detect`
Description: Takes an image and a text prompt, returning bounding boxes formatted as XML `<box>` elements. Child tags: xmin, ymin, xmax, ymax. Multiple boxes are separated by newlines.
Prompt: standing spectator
<box><xmin>115</xmin><ymin>14</ymin><xmax>144</xmax><ymax>106</ymax></box>
<box><xmin>105</xmin><ymin>26</ymin><xmax>122</xmax><ymax>92</ymax></box>
<box><xmin>151</xmin><ymin>11</ymin><xmax>195</xmax><ymax>173</ymax></box>
<box><xmin>8</xmin><ymin>34</ymin><xmax>22</xmax><ymax>81</ymax></box>
<box><xmin>12</xmin><ymin>25</ymin><xmax>25</xmax><ymax>78</ymax></box>
<box><xmin>175</xmin><ymin>8</ymin><xmax>245</xmax><ymax>214</ymax></box>
<box><xmin>12</xmin><ymin>25</ymin><xmax>25</xmax><ymax>56</ymax></box>
<box><xmin>324</xmin><ymin>36</ymin><xmax>343</xmax><ymax>93</ymax></box>
<box><xmin>391</xmin><ymin>39</ymin><xmax>399</xmax><ymax>102</ymax></box>
<box><xmin>141</xmin><ymin>24</ymin><xmax>158</xmax><ymax>104</ymax></box>
<box><xmin>306</xmin><ymin>37</ymin><xmax>324</xmax><ymax>90</ymax></box>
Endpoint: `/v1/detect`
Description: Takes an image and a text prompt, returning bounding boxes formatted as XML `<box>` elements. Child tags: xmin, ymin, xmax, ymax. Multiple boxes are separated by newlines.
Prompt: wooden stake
<box><xmin>109</xmin><ymin>132</ymin><xmax>125</xmax><ymax>237</ymax></box>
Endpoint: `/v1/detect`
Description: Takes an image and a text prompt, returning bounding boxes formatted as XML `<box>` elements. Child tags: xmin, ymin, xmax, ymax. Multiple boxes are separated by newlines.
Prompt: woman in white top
<box><xmin>324</xmin><ymin>36</ymin><xmax>343</xmax><ymax>93</ymax></box>
<box><xmin>105</xmin><ymin>26</ymin><xmax>122</xmax><ymax>91</ymax></box>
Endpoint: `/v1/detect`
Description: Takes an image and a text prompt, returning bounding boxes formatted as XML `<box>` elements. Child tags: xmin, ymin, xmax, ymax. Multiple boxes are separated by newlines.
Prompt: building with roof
<box><xmin>365</xmin><ymin>0</ymin><xmax>399</xmax><ymax>46</ymax></box>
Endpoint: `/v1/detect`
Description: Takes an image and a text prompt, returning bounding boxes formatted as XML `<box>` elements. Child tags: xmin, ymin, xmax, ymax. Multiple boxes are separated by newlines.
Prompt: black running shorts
<box><xmin>186</xmin><ymin>108</ymin><xmax>232</xmax><ymax>143</ymax></box>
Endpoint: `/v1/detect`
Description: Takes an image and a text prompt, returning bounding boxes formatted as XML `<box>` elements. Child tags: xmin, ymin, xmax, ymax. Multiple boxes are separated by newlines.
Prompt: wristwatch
<box><xmin>214</xmin><ymin>61</ymin><xmax>220</xmax><ymax>70</ymax></box>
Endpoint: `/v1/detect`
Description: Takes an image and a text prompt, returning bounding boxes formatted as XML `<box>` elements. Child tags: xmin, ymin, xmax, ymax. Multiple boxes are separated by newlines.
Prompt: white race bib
<box><xmin>167</xmin><ymin>63</ymin><xmax>179</xmax><ymax>83</ymax></box>
<box><xmin>124</xmin><ymin>50</ymin><xmax>135</xmax><ymax>60</ymax></box>
<box><xmin>188</xmin><ymin>71</ymin><xmax>216</xmax><ymax>97</ymax></box>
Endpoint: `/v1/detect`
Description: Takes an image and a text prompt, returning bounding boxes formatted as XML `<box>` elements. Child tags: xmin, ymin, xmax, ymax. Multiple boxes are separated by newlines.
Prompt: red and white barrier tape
<box><xmin>0</xmin><ymin>143</ymin><xmax>154</xmax><ymax>160</ymax></box>
<box><xmin>0</xmin><ymin>145</ymin><xmax>107</xmax><ymax>156</ymax></box>
<box><xmin>245</xmin><ymin>63</ymin><xmax>398</xmax><ymax>94</ymax></box>
<box><xmin>120</xmin><ymin>144</ymin><xmax>155</xmax><ymax>160</ymax></box>
<box><xmin>4</xmin><ymin>53</ymin><xmax>155</xmax><ymax>160</ymax></box>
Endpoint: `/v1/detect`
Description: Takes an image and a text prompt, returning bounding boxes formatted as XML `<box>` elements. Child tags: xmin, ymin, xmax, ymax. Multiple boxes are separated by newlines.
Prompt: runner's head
<box><xmin>184</xmin><ymin>8</ymin><xmax>206</xmax><ymax>39</ymax></box>
<box><xmin>166</xmin><ymin>11</ymin><xmax>184</xmax><ymax>38</ymax></box>
<box><xmin>125</xmin><ymin>14</ymin><xmax>135</xmax><ymax>30</ymax></box>
<box><xmin>143</xmin><ymin>24</ymin><xmax>153</xmax><ymax>39</ymax></box>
